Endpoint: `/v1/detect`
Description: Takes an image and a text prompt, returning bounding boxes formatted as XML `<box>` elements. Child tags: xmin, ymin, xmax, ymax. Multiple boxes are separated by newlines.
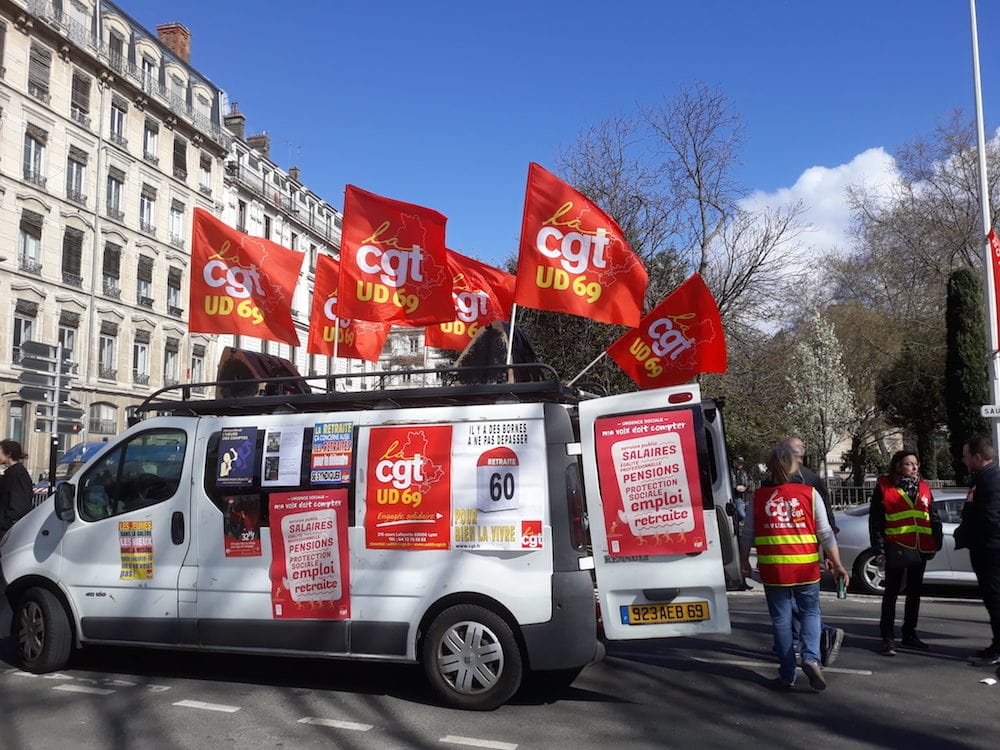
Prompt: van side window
<box><xmin>78</xmin><ymin>429</ymin><xmax>186</xmax><ymax>521</ymax></box>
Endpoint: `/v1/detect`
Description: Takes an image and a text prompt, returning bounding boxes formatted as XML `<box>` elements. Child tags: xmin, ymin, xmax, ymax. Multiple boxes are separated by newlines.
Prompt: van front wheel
<box><xmin>422</xmin><ymin>604</ymin><xmax>523</xmax><ymax>710</ymax></box>
<box><xmin>15</xmin><ymin>588</ymin><xmax>72</xmax><ymax>673</ymax></box>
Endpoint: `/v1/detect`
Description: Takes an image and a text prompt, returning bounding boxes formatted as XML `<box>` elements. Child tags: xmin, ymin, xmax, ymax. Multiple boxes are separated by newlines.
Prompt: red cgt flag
<box><xmin>337</xmin><ymin>185</ymin><xmax>454</xmax><ymax>326</ymax></box>
<box><xmin>514</xmin><ymin>162</ymin><xmax>647</xmax><ymax>327</ymax></box>
<box><xmin>425</xmin><ymin>250</ymin><xmax>516</xmax><ymax>351</ymax></box>
<box><xmin>189</xmin><ymin>208</ymin><xmax>304</xmax><ymax>346</ymax></box>
<box><xmin>989</xmin><ymin>229</ymin><xmax>1000</xmax><ymax>340</ymax></box>
<box><xmin>307</xmin><ymin>254</ymin><xmax>391</xmax><ymax>362</ymax></box>
<box><xmin>606</xmin><ymin>273</ymin><xmax>727</xmax><ymax>389</ymax></box>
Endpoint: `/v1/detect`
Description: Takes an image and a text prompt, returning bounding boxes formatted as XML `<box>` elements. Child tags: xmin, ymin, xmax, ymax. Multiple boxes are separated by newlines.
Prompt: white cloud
<box><xmin>740</xmin><ymin>147</ymin><xmax>901</xmax><ymax>262</ymax></box>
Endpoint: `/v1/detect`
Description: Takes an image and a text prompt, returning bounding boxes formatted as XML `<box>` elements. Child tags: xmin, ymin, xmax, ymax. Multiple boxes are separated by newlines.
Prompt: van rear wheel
<box><xmin>14</xmin><ymin>588</ymin><xmax>72</xmax><ymax>673</ymax></box>
<box><xmin>422</xmin><ymin>604</ymin><xmax>523</xmax><ymax>710</ymax></box>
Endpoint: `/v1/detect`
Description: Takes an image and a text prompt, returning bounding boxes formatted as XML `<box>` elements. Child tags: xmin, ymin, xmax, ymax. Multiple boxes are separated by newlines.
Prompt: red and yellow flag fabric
<box><xmin>336</xmin><ymin>185</ymin><xmax>453</xmax><ymax>326</ymax></box>
<box><xmin>514</xmin><ymin>162</ymin><xmax>647</xmax><ymax>327</ymax></box>
<box><xmin>189</xmin><ymin>208</ymin><xmax>304</xmax><ymax>346</ymax></box>
<box><xmin>425</xmin><ymin>250</ymin><xmax>516</xmax><ymax>351</ymax></box>
<box><xmin>307</xmin><ymin>254</ymin><xmax>391</xmax><ymax>362</ymax></box>
<box><xmin>606</xmin><ymin>273</ymin><xmax>727</xmax><ymax>389</ymax></box>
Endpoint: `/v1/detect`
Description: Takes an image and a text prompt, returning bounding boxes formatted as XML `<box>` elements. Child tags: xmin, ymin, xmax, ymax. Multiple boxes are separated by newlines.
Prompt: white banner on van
<box><xmin>451</xmin><ymin>419</ymin><xmax>546</xmax><ymax>550</ymax></box>
<box><xmin>261</xmin><ymin>427</ymin><xmax>304</xmax><ymax>486</ymax></box>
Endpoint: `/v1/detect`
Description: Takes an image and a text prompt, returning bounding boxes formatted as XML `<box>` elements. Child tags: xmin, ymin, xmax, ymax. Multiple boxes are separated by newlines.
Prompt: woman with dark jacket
<box><xmin>0</xmin><ymin>440</ymin><xmax>34</xmax><ymax>535</ymax></box>
<box><xmin>869</xmin><ymin>450</ymin><xmax>943</xmax><ymax>656</ymax></box>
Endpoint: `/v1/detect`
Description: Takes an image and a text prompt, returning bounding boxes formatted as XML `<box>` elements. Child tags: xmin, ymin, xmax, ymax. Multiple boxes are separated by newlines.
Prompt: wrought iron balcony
<box><xmin>70</xmin><ymin>107</ymin><xmax>91</xmax><ymax>128</ymax></box>
<box><xmin>106</xmin><ymin>207</ymin><xmax>125</xmax><ymax>222</ymax></box>
<box><xmin>89</xmin><ymin>418</ymin><xmax>117</xmax><ymax>435</ymax></box>
<box><xmin>66</xmin><ymin>189</ymin><xmax>87</xmax><ymax>206</ymax></box>
<box><xmin>62</xmin><ymin>271</ymin><xmax>83</xmax><ymax>288</ymax></box>
<box><xmin>23</xmin><ymin>169</ymin><xmax>47</xmax><ymax>189</ymax></box>
<box><xmin>27</xmin><ymin>83</ymin><xmax>50</xmax><ymax>104</ymax></box>
<box><xmin>109</xmin><ymin>132</ymin><xmax>128</xmax><ymax>148</ymax></box>
<box><xmin>139</xmin><ymin>221</ymin><xmax>156</xmax><ymax>236</ymax></box>
<box><xmin>137</xmin><ymin>295</ymin><xmax>154</xmax><ymax>309</ymax></box>
<box><xmin>143</xmin><ymin>152</ymin><xmax>159</xmax><ymax>165</ymax></box>
<box><xmin>18</xmin><ymin>257</ymin><xmax>43</xmax><ymax>275</ymax></box>
<box><xmin>169</xmin><ymin>235</ymin><xmax>185</xmax><ymax>250</ymax></box>
<box><xmin>132</xmin><ymin>372</ymin><xmax>150</xmax><ymax>386</ymax></box>
<box><xmin>103</xmin><ymin>280</ymin><xmax>121</xmax><ymax>299</ymax></box>
<box><xmin>163</xmin><ymin>378</ymin><xmax>179</xmax><ymax>388</ymax></box>
<box><xmin>173</xmin><ymin>167</ymin><xmax>188</xmax><ymax>181</ymax></box>
<box><xmin>199</xmin><ymin>184</ymin><xmax>212</xmax><ymax>197</ymax></box>
<box><xmin>98</xmin><ymin>367</ymin><xmax>117</xmax><ymax>381</ymax></box>
<box><xmin>168</xmin><ymin>305</ymin><xmax>184</xmax><ymax>318</ymax></box>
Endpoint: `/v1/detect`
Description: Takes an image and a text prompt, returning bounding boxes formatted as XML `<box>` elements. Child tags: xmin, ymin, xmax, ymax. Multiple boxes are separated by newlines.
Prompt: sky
<box><xmin>127</xmin><ymin>0</ymin><xmax>1000</xmax><ymax>266</ymax></box>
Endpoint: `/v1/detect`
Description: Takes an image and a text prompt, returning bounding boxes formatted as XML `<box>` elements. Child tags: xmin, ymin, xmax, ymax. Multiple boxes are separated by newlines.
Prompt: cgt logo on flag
<box><xmin>425</xmin><ymin>249</ymin><xmax>515</xmax><ymax>351</ymax></box>
<box><xmin>306</xmin><ymin>254</ymin><xmax>391</xmax><ymax>362</ymax></box>
<box><xmin>606</xmin><ymin>273</ymin><xmax>727</xmax><ymax>389</ymax></box>
<box><xmin>513</xmin><ymin>162</ymin><xmax>647</xmax><ymax>327</ymax></box>
<box><xmin>521</xmin><ymin>520</ymin><xmax>543</xmax><ymax>549</ymax></box>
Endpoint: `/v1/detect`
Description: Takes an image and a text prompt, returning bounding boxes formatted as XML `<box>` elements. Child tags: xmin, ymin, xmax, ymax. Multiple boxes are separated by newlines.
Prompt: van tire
<box><xmin>14</xmin><ymin>588</ymin><xmax>72</xmax><ymax>673</ymax></box>
<box><xmin>421</xmin><ymin>604</ymin><xmax>523</xmax><ymax>710</ymax></box>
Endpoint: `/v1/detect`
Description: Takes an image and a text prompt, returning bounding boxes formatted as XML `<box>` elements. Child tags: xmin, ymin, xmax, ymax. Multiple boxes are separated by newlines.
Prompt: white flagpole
<box><xmin>566</xmin><ymin>351</ymin><xmax>607</xmax><ymax>387</ymax></box>
<box><xmin>970</xmin><ymin>0</ymin><xmax>1000</xmax><ymax>448</ymax></box>
<box><xmin>331</xmin><ymin>318</ymin><xmax>341</xmax><ymax>391</ymax></box>
<box><xmin>504</xmin><ymin>303</ymin><xmax>520</xmax><ymax>366</ymax></box>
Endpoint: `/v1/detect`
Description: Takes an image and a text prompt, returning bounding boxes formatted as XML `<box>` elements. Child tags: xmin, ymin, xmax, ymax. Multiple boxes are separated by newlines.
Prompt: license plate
<box><xmin>620</xmin><ymin>600</ymin><xmax>710</xmax><ymax>625</ymax></box>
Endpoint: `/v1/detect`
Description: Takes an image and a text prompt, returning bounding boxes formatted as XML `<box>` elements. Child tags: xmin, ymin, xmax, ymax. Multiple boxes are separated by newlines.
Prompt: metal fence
<box><xmin>827</xmin><ymin>481</ymin><xmax>961</xmax><ymax>510</ymax></box>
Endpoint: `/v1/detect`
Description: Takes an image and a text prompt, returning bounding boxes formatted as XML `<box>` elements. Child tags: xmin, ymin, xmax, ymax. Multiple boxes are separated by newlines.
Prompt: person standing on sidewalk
<box><xmin>740</xmin><ymin>445</ymin><xmax>850</xmax><ymax>691</ymax></box>
<box><xmin>955</xmin><ymin>436</ymin><xmax>1000</xmax><ymax>666</ymax></box>
<box><xmin>869</xmin><ymin>450</ymin><xmax>942</xmax><ymax>656</ymax></box>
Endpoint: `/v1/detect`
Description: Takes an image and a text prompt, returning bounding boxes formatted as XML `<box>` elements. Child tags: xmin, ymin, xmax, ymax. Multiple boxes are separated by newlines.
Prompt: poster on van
<box><xmin>364</xmin><ymin>425</ymin><xmax>452</xmax><ymax>549</ymax></box>
<box><xmin>451</xmin><ymin>420</ymin><xmax>546</xmax><ymax>550</ymax></box>
<box><xmin>119</xmin><ymin>520</ymin><xmax>154</xmax><ymax>580</ymax></box>
<box><xmin>261</xmin><ymin>427</ymin><xmax>305</xmax><ymax>486</ymax></box>
<box><xmin>217</xmin><ymin>426</ymin><xmax>257</xmax><ymax>487</ymax></box>
<box><xmin>594</xmin><ymin>409</ymin><xmax>707</xmax><ymax>556</ymax></box>
<box><xmin>268</xmin><ymin>489</ymin><xmax>350</xmax><ymax>619</ymax></box>
<box><xmin>310</xmin><ymin>421</ymin><xmax>353</xmax><ymax>485</ymax></box>
<box><xmin>224</xmin><ymin>494</ymin><xmax>262</xmax><ymax>557</ymax></box>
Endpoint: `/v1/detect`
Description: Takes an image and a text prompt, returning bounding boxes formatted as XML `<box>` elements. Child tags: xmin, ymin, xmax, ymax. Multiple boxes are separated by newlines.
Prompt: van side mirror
<box><xmin>54</xmin><ymin>483</ymin><xmax>76</xmax><ymax>522</ymax></box>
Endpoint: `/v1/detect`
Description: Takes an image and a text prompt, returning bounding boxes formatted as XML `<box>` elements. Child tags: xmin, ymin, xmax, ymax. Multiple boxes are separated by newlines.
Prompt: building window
<box><xmin>23</xmin><ymin>128</ymin><xmax>46</xmax><ymax>187</ymax></box>
<box><xmin>172</xmin><ymin>136</ymin><xmax>187</xmax><ymax>181</ymax></box>
<box><xmin>58</xmin><ymin>325</ymin><xmax>77</xmax><ymax>364</ymax></box>
<box><xmin>143</xmin><ymin>120</ymin><xmax>159</xmax><ymax>163</ymax></box>
<box><xmin>169</xmin><ymin>201</ymin><xmax>184</xmax><ymax>248</ymax></box>
<box><xmin>89</xmin><ymin>403</ymin><xmax>117</xmax><ymax>435</ymax></box>
<box><xmin>237</xmin><ymin>200</ymin><xmax>247</xmax><ymax>232</ymax></box>
<box><xmin>108</xmin><ymin>32</ymin><xmax>124</xmax><ymax>71</ymax></box>
<box><xmin>164</xmin><ymin>340</ymin><xmax>179</xmax><ymax>385</ymax></box>
<box><xmin>137</xmin><ymin>255</ymin><xmax>154</xmax><ymax>308</ymax></box>
<box><xmin>27</xmin><ymin>44</ymin><xmax>51</xmax><ymax>102</ymax></box>
<box><xmin>66</xmin><ymin>149</ymin><xmax>87</xmax><ymax>205</ymax></box>
<box><xmin>195</xmin><ymin>93</ymin><xmax>211</xmax><ymax>120</ymax></box>
<box><xmin>167</xmin><ymin>267</ymin><xmax>183</xmax><ymax>316</ymax></box>
<box><xmin>7</xmin><ymin>402</ymin><xmax>26</xmax><ymax>448</ymax></box>
<box><xmin>61</xmin><ymin>228</ymin><xmax>84</xmax><ymax>287</ymax></box>
<box><xmin>139</xmin><ymin>185</ymin><xmax>156</xmax><ymax>235</ymax></box>
<box><xmin>263</xmin><ymin>215</ymin><xmax>272</xmax><ymax>240</ymax></box>
<box><xmin>12</xmin><ymin>313</ymin><xmax>35</xmax><ymax>363</ymax></box>
<box><xmin>71</xmin><ymin>72</ymin><xmax>91</xmax><ymax>127</ymax></box>
<box><xmin>141</xmin><ymin>55</ymin><xmax>156</xmax><ymax>93</ymax></box>
<box><xmin>98</xmin><ymin>334</ymin><xmax>117</xmax><ymax>379</ymax></box>
<box><xmin>199</xmin><ymin>153</ymin><xmax>212</xmax><ymax>195</ymax></box>
<box><xmin>169</xmin><ymin>74</ymin><xmax>185</xmax><ymax>106</ymax></box>
<box><xmin>106</xmin><ymin>169</ymin><xmax>124</xmax><ymax>220</ymax></box>
<box><xmin>132</xmin><ymin>339</ymin><xmax>150</xmax><ymax>384</ymax></box>
<box><xmin>109</xmin><ymin>98</ymin><xmax>127</xmax><ymax>146</ymax></box>
<box><xmin>0</xmin><ymin>23</ymin><xmax>7</xmax><ymax>79</ymax></box>
<box><xmin>18</xmin><ymin>211</ymin><xmax>42</xmax><ymax>273</ymax></box>
<box><xmin>191</xmin><ymin>352</ymin><xmax>204</xmax><ymax>391</ymax></box>
<box><xmin>103</xmin><ymin>242</ymin><xmax>121</xmax><ymax>298</ymax></box>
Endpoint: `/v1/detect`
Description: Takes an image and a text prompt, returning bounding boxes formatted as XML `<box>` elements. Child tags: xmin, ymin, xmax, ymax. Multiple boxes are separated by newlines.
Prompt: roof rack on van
<box><xmin>134</xmin><ymin>362</ymin><xmax>585</xmax><ymax>419</ymax></box>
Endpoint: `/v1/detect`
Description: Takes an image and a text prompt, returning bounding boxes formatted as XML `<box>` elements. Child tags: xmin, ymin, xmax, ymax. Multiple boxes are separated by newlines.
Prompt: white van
<box><xmin>0</xmin><ymin>367</ymin><xmax>740</xmax><ymax>710</ymax></box>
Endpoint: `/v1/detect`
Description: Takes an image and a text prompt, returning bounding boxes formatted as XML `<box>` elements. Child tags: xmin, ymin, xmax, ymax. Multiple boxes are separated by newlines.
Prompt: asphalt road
<box><xmin>0</xmin><ymin>587</ymin><xmax>996</xmax><ymax>749</ymax></box>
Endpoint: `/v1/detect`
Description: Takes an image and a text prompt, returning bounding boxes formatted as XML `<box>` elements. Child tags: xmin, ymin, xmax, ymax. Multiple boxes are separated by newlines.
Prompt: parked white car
<box><xmin>835</xmin><ymin>490</ymin><xmax>978</xmax><ymax>595</ymax></box>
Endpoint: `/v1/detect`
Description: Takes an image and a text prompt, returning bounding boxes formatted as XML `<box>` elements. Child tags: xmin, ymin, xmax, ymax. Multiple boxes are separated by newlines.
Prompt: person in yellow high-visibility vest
<box><xmin>741</xmin><ymin>445</ymin><xmax>849</xmax><ymax>691</ymax></box>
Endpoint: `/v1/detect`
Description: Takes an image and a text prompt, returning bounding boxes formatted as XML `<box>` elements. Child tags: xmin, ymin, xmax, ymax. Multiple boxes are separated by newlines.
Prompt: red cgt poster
<box><xmin>268</xmin><ymin>489</ymin><xmax>350</xmax><ymax>619</ymax></box>
<box><xmin>594</xmin><ymin>409</ymin><xmax>707</xmax><ymax>556</ymax></box>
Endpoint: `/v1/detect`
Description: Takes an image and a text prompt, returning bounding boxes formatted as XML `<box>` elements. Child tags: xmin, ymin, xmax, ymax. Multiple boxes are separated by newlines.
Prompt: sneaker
<box><xmin>970</xmin><ymin>651</ymin><xmax>1000</xmax><ymax>667</ymax></box>
<box><xmin>823</xmin><ymin>628</ymin><xmax>845</xmax><ymax>666</ymax></box>
<box><xmin>880</xmin><ymin>639</ymin><xmax>897</xmax><ymax>656</ymax></box>
<box><xmin>770</xmin><ymin>677</ymin><xmax>795</xmax><ymax>691</ymax></box>
<box><xmin>802</xmin><ymin>660</ymin><xmax>826</xmax><ymax>691</ymax></box>
<box><xmin>900</xmin><ymin>634</ymin><xmax>930</xmax><ymax>651</ymax></box>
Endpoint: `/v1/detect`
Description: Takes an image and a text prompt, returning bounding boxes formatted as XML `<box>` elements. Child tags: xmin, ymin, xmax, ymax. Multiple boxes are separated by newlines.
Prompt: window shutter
<box><xmin>103</xmin><ymin>242</ymin><xmax>121</xmax><ymax>278</ymax></box>
<box><xmin>173</xmin><ymin>138</ymin><xmax>187</xmax><ymax>172</ymax></box>
<box><xmin>69</xmin><ymin>145</ymin><xmax>89</xmax><ymax>164</ymax></box>
<box><xmin>62</xmin><ymin>228</ymin><xmax>84</xmax><ymax>275</ymax></box>
<box><xmin>15</xmin><ymin>299</ymin><xmax>39</xmax><ymax>317</ymax></box>
<box><xmin>171</xmin><ymin>198</ymin><xmax>185</xmax><ymax>213</ymax></box>
<box><xmin>165</xmin><ymin>337</ymin><xmax>180</xmax><ymax>353</ymax></box>
<box><xmin>108</xmin><ymin>165</ymin><xmax>125</xmax><ymax>182</ymax></box>
<box><xmin>112</xmin><ymin>94</ymin><xmax>128</xmax><ymax>111</ymax></box>
<box><xmin>26</xmin><ymin>123</ymin><xmax>48</xmax><ymax>144</ymax></box>
<box><xmin>28</xmin><ymin>45</ymin><xmax>51</xmax><ymax>90</ymax></box>
<box><xmin>71</xmin><ymin>73</ymin><xmax>91</xmax><ymax>110</ymax></box>
<box><xmin>192</xmin><ymin>344</ymin><xmax>206</xmax><ymax>357</ymax></box>
<box><xmin>100</xmin><ymin>320</ymin><xmax>118</xmax><ymax>336</ymax></box>
<box><xmin>141</xmin><ymin>183</ymin><xmax>157</xmax><ymax>200</ymax></box>
<box><xmin>137</xmin><ymin>255</ymin><xmax>154</xmax><ymax>282</ymax></box>
<box><xmin>145</xmin><ymin>118</ymin><xmax>159</xmax><ymax>133</ymax></box>
<box><xmin>168</xmin><ymin>267</ymin><xmax>182</xmax><ymax>287</ymax></box>
<box><xmin>134</xmin><ymin>330</ymin><xmax>151</xmax><ymax>344</ymax></box>
<box><xmin>60</xmin><ymin>310</ymin><xmax>81</xmax><ymax>328</ymax></box>
<box><xmin>21</xmin><ymin>209</ymin><xmax>43</xmax><ymax>229</ymax></box>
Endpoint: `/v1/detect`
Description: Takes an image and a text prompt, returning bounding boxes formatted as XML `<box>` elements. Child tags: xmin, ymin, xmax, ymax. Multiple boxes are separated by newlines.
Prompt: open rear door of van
<box><xmin>578</xmin><ymin>383</ymin><xmax>732</xmax><ymax>639</ymax></box>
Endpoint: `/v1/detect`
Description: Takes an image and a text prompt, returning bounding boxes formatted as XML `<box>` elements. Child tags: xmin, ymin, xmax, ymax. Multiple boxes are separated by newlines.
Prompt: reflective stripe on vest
<box><xmin>752</xmin><ymin>483</ymin><xmax>821</xmax><ymax>586</ymax></box>
<box><xmin>877</xmin><ymin>476</ymin><xmax>935</xmax><ymax>552</ymax></box>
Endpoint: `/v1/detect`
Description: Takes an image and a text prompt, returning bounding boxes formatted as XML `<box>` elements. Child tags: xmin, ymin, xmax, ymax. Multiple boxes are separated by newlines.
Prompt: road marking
<box><xmin>54</xmin><ymin>684</ymin><xmax>116</xmax><ymax>695</ymax></box>
<box><xmin>441</xmin><ymin>736</ymin><xmax>518</xmax><ymax>750</ymax></box>
<box><xmin>298</xmin><ymin>717</ymin><xmax>373</xmax><ymax>732</ymax></box>
<box><xmin>173</xmin><ymin>699</ymin><xmax>240</xmax><ymax>713</ymax></box>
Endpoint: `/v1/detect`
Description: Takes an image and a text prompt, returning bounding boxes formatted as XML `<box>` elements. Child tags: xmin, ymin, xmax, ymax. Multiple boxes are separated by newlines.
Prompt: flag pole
<box><xmin>566</xmin><ymin>351</ymin><xmax>607</xmax><ymax>387</ymax></box>
<box><xmin>505</xmin><ymin>303</ymin><xmax>520</xmax><ymax>365</ymax></box>
<box><xmin>331</xmin><ymin>318</ymin><xmax>341</xmax><ymax>391</ymax></box>
<box><xmin>970</xmin><ymin>0</ymin><xmax>1000</xmax><ymax>448</ymax></box>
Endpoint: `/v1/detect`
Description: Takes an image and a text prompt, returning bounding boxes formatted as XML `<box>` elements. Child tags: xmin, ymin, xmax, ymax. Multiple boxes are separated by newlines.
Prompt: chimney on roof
<box><xmin>247</xmin><ymin>132</ymin><xmax>270</xmax><ymax>158</ymax></box>
<box><xmin>289</xmin><ymin>166</ymin><xmax>301</xmax><ymax>183</ymax></box>
<box><xmin>156</xmin><ymin>22</ymin><xmax>191</xmax><ymax>63</ymax></box>
<box><xmin>224</xmin><ymin>102</ymin><xmax>246</xmax><ymax>140</ymax></box>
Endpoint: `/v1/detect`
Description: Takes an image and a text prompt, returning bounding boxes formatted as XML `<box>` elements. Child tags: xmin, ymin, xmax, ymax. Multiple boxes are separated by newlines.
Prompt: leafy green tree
<box><xmin>785</xmin><ymin>313</ymin><xmax>857</xmax><ymax>478</ymax></box>
<box><xmin>945</xmin><ymin>267</ymin><xmax>989</xmax><ymax>482</ymax></box>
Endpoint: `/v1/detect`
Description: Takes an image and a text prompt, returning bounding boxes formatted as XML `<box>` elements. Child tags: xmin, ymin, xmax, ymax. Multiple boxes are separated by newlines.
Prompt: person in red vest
<box><xmin>740</xmin><ymin>445</ymin><xmax>849</xmax><ymax>691</ymax></box>
<box><xmin>869</xmin><ymin>450</ymin><xmax>942</xmax><ymax>656</ymax></box>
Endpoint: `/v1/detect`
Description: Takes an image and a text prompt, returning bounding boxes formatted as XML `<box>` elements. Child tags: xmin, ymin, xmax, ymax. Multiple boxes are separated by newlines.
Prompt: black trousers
<box><xmin>880</xmin><ymin>560</ymin><xmax>926</xmax><ymax>640</ymax></box>
<box><xmin>970</xmin><ymin>548</ymin><xmax>1000</xmax><ymax>650</ymax></box>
